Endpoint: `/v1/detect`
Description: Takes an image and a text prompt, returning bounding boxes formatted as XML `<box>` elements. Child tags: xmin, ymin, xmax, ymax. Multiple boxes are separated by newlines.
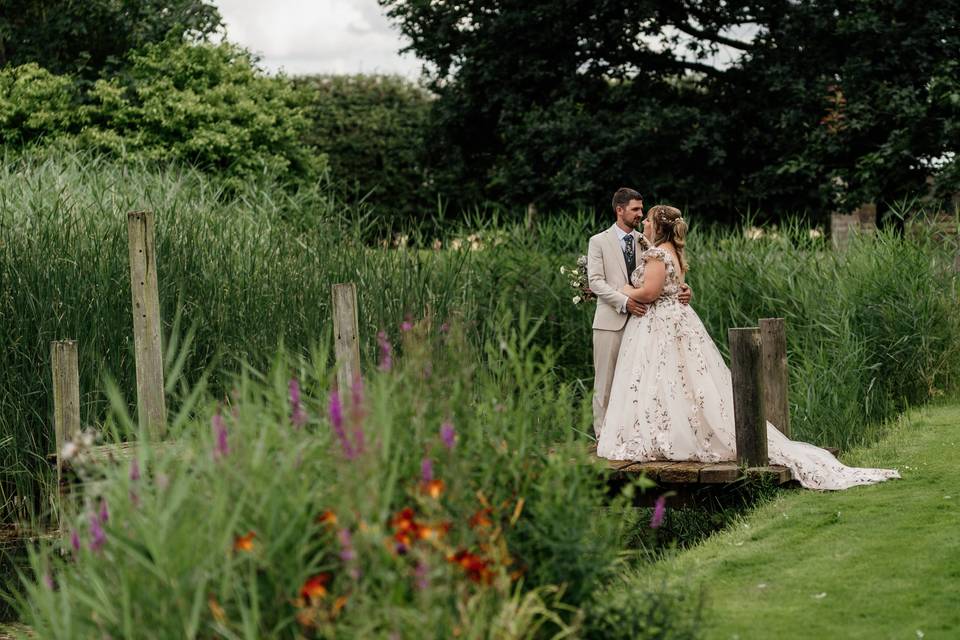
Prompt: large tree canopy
<box><xmin>380</xmin><ymin>0</ymin><xmax>960</xmax><ymax>220</ymax></box>
<box><xmin>0</xmin><ymin>0</ymin><xmax>222</xmax><ymax>78</ymax></box>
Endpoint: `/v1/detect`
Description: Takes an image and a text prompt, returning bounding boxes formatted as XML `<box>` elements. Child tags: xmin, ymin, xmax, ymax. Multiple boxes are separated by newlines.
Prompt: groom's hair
<box><xmin>612</xmin><ymin>187</ymin><xmax>643</xmax><ymax>213</ymax></box>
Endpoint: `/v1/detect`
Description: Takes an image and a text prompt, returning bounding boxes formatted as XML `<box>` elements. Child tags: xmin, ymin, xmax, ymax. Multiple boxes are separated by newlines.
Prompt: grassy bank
<box><xmin>646</xmin><ymin>401</ymin><xmax>960</xmax><ymax>639</ymax></box>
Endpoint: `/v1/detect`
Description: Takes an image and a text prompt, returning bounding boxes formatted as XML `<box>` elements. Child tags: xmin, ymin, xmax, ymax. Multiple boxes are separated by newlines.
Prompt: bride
<box><xmin>595</xmin><ymin>205</ymin><xmax>900</xmax><ymax>490</ymax></box>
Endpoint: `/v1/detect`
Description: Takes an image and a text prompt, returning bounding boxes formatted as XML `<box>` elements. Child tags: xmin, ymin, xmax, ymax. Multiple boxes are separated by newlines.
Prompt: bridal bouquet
<box><xmin>561</xmin><ymin>256</ymin><xmax>595</xmax><ymax>306</ymax></box>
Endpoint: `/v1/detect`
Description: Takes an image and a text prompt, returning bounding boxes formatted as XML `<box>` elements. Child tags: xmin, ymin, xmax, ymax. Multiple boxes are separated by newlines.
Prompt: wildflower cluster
<box><xmin>561</xmin><ymin>255</ymin><xmax>596</xmax><ymax>306</ymax></box>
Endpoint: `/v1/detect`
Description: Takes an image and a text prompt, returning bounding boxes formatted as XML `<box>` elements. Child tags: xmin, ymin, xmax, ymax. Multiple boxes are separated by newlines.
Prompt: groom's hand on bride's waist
<box><xmin>626</xmin><ymin>299</ymin><xmax>648</xmax><ymax>317</ymax></box>
<box><xmin>679</xmin><ymin>284</ymin><xmax>692</xmax><ymax>305</ymax></box>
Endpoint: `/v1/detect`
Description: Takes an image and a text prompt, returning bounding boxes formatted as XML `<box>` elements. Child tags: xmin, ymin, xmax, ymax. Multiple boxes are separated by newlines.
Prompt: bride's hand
<box><xmin>679</xmin><ymin>284</ymin><xmax>692</xmax><ymax>305</ymax></box>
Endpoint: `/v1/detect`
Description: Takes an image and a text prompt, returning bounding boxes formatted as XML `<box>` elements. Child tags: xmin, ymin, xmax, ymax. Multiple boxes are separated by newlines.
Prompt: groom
<box><xmin>587</xmin><ymin>187</ymin><xmax>691</xmax><ymax>437</ymax></box>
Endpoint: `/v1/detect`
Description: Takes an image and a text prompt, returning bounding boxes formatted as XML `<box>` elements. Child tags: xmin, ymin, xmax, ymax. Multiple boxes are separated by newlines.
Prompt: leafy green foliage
<box><xmin>0</xmin><ymin>63</ymin><xmax>83</xmax><ymax>144</ymax></box>
<box><xmin>512</xmin><ymin>453</ymin><xmax>641</xmax><ymax>606</ymax></box>
<box><xmin>0</xmin><ymin>42</ymin><xmax>324</xmax><ymax>188</ymax></box>
<box><xmin>379</xmin><ymin>0</ymin><xmax>960</xmax><ymax>219</ymax></box>
<box><xmin>295</xmin><ymin>75</ymin><xmax>434</xmax><ymax>221</ymax></box>
<box><xmin>80</xmin><ymin>41</ymin><xmax>323</xmax><ymax>187</ymax></box>
<box><xmin>585</xmin><ymin>574</ymin><xmax>704</xmax><ymax>640</ymax></box>
<box><xmin>0</xmin><ymin>0</ymin><xmax>222</xmax><ymax>78</ymax></box>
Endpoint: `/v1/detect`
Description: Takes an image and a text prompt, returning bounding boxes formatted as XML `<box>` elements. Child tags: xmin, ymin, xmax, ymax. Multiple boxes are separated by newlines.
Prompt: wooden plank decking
<box><xmin>605</xmin><ymin>459</ymin><xmax>793</xmax><ymax>484</ymax></box>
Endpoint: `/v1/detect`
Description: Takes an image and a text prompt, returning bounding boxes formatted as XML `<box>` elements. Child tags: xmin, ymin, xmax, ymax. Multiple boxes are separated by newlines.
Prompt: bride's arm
<box><xmin>621</xmin><ymin>259</ymin><xmax>666</xmax><ymax>303</ymax></box>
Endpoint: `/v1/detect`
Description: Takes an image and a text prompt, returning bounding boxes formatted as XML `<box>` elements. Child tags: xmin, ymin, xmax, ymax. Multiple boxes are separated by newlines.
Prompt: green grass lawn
<box><xmin>653</xmin><ymin>402</ymin><xmax>960</xmax><ymax>639</ymax></box>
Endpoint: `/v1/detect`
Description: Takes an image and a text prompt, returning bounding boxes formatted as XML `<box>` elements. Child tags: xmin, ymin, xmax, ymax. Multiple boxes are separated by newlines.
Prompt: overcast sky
<box><xmin>213</xmin><ymin>1</ymin><xmax>753</xmax><ymax>79</ymax></box>
<box><xmin>214</xmin><ymin>0</ymin><xmax>423</xmax><ymax>77</ymax></box>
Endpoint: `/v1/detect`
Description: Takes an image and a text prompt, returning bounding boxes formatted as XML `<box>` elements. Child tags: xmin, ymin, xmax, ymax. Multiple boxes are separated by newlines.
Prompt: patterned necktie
<box><xmin>623</xmin><ymin>234</ymin><xmax>636</xmax><ymax>275</ymax></box>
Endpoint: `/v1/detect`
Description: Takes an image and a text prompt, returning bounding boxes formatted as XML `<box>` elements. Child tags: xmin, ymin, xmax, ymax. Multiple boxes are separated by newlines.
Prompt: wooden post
<box><xmin>830</xmin><ymin>203</ymin><xmax>877</xmax><ymax>250</ymax></box>
<box><xmin>759</xmin><ymin>318</ymin><xmax>790</xmax><ymax>437</ymax></box>
<box><xmin>51</xmin><ymin>341</ymin><xmax>81</xmax><ymax>482</ymax></box>
<box><xmin>127</xmin><ymin>211</ymin><xmax>166</xmax><ymax>438</ymax></box>
<box><xmin>331</xmin><ymin>283</ymin><xmax>362</xmax><ymax>393</ymax></box>
<box><xmin>525</xmin><ymin>203</ymin><xmax>538</xmax><ymax>236</ymax></box>
<box><xmin>728</xmin><ymin>327</ymin><xmax>768</xmax><ymax>467</ymax></box>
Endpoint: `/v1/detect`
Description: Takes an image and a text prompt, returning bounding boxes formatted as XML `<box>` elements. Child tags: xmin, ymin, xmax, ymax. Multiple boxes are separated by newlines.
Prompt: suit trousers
<box><xmin>592</xmin><ymin>325</ymin><xmax>626</xmax><ymax>437</ymax></box>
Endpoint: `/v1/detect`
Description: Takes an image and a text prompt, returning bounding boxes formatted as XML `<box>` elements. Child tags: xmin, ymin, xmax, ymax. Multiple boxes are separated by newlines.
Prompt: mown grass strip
<box><xmin>652</xmin><ymin>402</ymin><xmax>960</xmax><ymax>639</ymax></box>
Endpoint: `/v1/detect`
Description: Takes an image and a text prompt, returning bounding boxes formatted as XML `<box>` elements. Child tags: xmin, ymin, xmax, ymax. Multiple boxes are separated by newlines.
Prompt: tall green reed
<box><xmin>11</xmin><ymin>319</ymin><xmax>641</xmax><ymax>638</ymax></box>
<box><xmin>2</xmin><ymin>147</ymin><xmax>959</xmax><ymax>527</ymax></box>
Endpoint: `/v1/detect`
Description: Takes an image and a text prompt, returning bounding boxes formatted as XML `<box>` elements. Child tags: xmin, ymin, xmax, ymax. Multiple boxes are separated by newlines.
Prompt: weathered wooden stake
<box><xmin>525</xmin><ymin>202</ymin><xmax>538</xmax><ymax>236</ymax></box>
<box><xmin>51</xmin><ymin>340</ymin><xmax>81</xmax><ymax>485</ymax></box>
<box><xmin>759</xmin><ymin>318</ymin><xmax>790</xmax><ymax>437</ymax></box>
<box><xmin>127</xmin><ymin>211</ymin><xmax>166</xmax><ymax>438</ymax></box>
<box><xmin>728</xmin><ymin>327</ymin><xmax>768</xmax><ymax>467</ymax></box>
<box><xmin>331</xmin><ymin>283</ymin><xmax>362</xmax><ymax>393</ymax></box>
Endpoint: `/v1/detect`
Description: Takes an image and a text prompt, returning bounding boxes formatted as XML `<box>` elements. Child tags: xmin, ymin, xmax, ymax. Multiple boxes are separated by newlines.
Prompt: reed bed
<box><xmin>1</xmin><ymin>149</ymin><xmax>959</xmax><ymax>529</ymax></box>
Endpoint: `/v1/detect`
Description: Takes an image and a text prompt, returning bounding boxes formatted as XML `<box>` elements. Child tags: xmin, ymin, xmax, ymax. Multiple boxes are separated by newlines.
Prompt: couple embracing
<box><xmin>587</xmin><ymin>188</ymin><xmax>899</xmax><ymax>490</ymax></box>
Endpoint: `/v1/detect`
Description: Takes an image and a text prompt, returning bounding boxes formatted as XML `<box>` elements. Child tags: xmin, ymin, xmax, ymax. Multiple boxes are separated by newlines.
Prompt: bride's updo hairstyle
<box><xmin>649</xmin><ymin>205</ymin><xmax>689</xmax><ymax>273</ymax></box>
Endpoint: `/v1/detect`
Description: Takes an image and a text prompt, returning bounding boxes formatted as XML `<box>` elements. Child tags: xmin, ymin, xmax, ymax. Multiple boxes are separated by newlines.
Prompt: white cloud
<box><xmin>214</xmin><ymin>0</ymin><xmax>423</xmax><ymax>77</ymax></box>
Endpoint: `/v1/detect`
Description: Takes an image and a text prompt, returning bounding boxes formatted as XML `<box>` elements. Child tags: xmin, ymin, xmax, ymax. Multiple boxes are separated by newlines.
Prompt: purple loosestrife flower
<box><xmin>440</xmin><ymin>422</ymin><xmax>456</xmax><ymax>451</ymax></box>
<box><xmin>650</xmin><ymin>495</ymin><xmax>667</xmax><ymax>529</ymax></box>
<box><xmin>289</xmin><ymin>378</ymin><xmax>308</xmax><ymax>429</ymax></box>
<box><xmin>212</xmin><ymin>412</ymin><xmax>229</xmax><ymax>460</ymax></box>
<box><xmin>42</xmin><ymin>572</ymin><xmax>56</xmax><ymax>591</ymax></box>
<box><xmin>351</xmin><ymin>376</ymin><xmax>364</xmax><ymax>413</ymax></box>
<box><xmin>328</xmin><ymin>390</ymin><xmax>355</xmax><ymax>459</ymax></box>
<box><xmin>377</xmin><ymin>331</ymin><xmax>393</xmax><ymax>372</ymax></box>
<box><xmin>420</xmin><ymin>457</ymin><xmax>434</xmax><ymax>483</ymax></box>
<box><xmin>338</xmin><ymin>528</ymin><xmax>356</xmax><ymax>563</ymax></box>
<box><xmin>414</xmin><ymin>560</ymin><xmax>430</xmax><ymax>591</ymax></box>
<box><xmin>98</xmin><ymin>498</ymin><xmax>109</xmax><ymax>524</ymax></box>
<box><xmin>129</xmin><ymin>458</ymin><xmax>140</xmax><ymax>482</ymax></box>
<box><xmin>70</xmin><ymin>530</ymin><xmax>81</xmax><ymax>554</ymax></box>
<box><xmin>338</xmin><ymin>527</ymin><xmax>361</xmax><ymax>580</ymax></box>
<box><xmin>350</xmin><ymin>377</ymin><xmax>366</xmax><ymax>456</ymax></box>
<box><xmin>400</xmin><ymin>320</ymin><xmax>413</xmax><ymax>332</ymax></box>
<box><xmin>89</xmin><ymin>512</ymin><xmax>106</xmax><ymax>553</ymax></box>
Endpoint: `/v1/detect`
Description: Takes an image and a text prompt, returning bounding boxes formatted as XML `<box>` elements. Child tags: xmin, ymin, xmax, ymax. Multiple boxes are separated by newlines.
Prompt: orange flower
<box><xmin>448</xmin><ymin>549</ymin><xmax>494</xmax><ymax>584</ymax></box>
<box><xmin>208</xmin><ymin>595</ymin><xmax>226</xmax><ymax>624</ymax></box>
<box><xmin>391</xmin><ymin>507</ymin><xmax>417</xmax><ymax>531</ymax></box>
<box><xmin>296</xmin><ymin>608</ymin><xmax>316</xmax><ymax>629</ymax></box>
<box><xmin>469</xmin><ymin>507</ymin><xmax>493</xmax><ymax>529</ymax></box>
<box><xmin>332</xmin><ymin>595</ymin><xmax>348</xmax><ymax>618</ymax></box>
<box><xmin>233</xmin><ymin>531</ymin><xmax>256</xmax><ymax>552</ymax></box>
<box><xmin>315</xmin><ymin>510</ymin><xmax>337</xmax><ymax>527</ymax></box>
<box><xmin>421</xmin><ymin>479</ymin><xmax>445</xmax><ymax>499</ymax></box>
<box><xmin>300</xmin><ymin>573</ymin><xmax>331</xmax><ymax>602</ymax></box>
<box><xmin>416</xmin><ymin>521</ymin><xmax>451</xmax><ymax>542</ymax></box>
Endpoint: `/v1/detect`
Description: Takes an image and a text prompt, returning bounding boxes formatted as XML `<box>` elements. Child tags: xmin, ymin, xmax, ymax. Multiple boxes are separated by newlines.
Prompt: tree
<box><xmin>295</xmin><ymin>75</ymin><xmax>434</xmax><ymax>220</ymax></box>
<box><xmin>0</xmin><ymin>0</ymin><xmax>222</xmax><ymax>78</ymax></box>
<box><xmin>380</xmin><ymin>0</ymin><xmax>960</xmax><ymax>220</ymax></box>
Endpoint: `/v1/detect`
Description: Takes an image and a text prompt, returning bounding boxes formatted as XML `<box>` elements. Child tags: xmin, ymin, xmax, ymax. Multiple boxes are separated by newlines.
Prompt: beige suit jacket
<box><xmin>587</xmin><ymin>224</ymin><xmax>647</xmax><ymax>331</ymax></box>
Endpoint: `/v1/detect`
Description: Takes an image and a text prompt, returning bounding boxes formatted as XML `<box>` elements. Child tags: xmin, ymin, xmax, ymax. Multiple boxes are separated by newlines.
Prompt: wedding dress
<box><xmin>596</xmin><ymin>246</ymin><xmax>900</xmax><ymax>490</ymax></box>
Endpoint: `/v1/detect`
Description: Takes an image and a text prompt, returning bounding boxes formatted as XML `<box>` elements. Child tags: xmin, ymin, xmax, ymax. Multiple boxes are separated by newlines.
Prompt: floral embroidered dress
<box><xmin>596</xmin><ymin>246</ymin><xmax>900</xmax><ymax>490</ymax></box>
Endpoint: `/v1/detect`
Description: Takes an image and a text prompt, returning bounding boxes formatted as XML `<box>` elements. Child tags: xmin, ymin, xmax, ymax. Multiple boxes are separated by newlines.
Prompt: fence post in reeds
<box><xmin>332</xmin><ymin>283</ymin><xmax>362</xmax><ymax>393</ymax></box>
<box><xmin>728</xmin><ymin>327</ymin><xmax>768</xmax><ymax>467</ymax></box>
<box><xmin>127</xmin><ymin>211</ymin><xmax>166</xmax><ymax>439</ymax></box>
<box><xmin>51</xmin><ymin>340</ymin><xmax>80</xmax><ymax>517</ymax></box>
<box><xmin>759</xmin><ymin>318</ymin><xmax>790</xmax><ymax>437</ymax></box>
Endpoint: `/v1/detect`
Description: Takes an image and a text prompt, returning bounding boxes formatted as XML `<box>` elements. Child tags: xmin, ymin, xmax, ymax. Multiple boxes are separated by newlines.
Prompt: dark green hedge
<box><xmin>295</xmin><ymin>74</ymin><xmax>436</xmax><ymax>221</ymax></box>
